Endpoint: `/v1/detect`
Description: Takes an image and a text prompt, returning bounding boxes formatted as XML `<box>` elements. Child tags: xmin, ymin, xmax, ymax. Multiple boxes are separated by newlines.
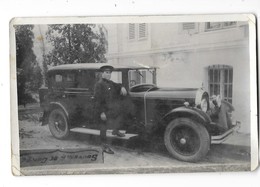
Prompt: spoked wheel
<box><xmin>164</xmin><ymin>118</ymin><xmax>210</xmax><ymax>162</ymax></box>
<box><xmin>48</xmin><ymin>108</ymin><xmax>70</xmax><ymax>139</ymax></box>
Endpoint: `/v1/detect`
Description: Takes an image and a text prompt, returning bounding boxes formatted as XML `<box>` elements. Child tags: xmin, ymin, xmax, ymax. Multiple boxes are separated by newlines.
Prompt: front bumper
<box><xmin>211</xmin><ymin>121</ymin><xmax>241</xmax><ymax>144</ymax></box>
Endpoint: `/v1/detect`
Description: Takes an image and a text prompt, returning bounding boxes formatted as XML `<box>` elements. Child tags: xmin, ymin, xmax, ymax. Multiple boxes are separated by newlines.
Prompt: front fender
<box><xmin>162</xmin><ymin>106</ymin><xmax>211</xmax><ymax>126</ymax></box>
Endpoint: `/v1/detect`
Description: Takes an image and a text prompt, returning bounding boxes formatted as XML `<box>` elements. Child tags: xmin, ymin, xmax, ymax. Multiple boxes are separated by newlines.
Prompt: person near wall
<box><xmin>94</xmin><ymin>65</ymin><xmax>127</xmax><ymax>154</ymax></box>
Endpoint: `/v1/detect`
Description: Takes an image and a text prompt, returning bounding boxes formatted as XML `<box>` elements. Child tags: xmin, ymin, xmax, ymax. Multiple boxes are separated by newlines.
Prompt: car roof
<box><xmin>48</xmin><ymin>63</ymin><xmax>156</xmax><ymax>73</ymax></box>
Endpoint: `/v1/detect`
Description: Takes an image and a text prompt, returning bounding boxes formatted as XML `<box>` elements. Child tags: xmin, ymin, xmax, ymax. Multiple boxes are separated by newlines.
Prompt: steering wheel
<box><xmin>129</xmin><ymin>84</ymin><xmax>157</xmax><ymax>92</ymax></box>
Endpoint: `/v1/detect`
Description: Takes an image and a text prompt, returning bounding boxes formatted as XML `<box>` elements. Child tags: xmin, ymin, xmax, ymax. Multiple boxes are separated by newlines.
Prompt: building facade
<box><xmin>105</xmin><ymin>21</ymin><xmax>250</xmax><ymax>133</ymax></box>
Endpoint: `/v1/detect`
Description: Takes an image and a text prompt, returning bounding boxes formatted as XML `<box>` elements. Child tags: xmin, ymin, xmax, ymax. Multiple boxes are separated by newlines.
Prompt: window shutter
<box><xmin>129</xmin><ymin>23</ymin><xmax>135</xmax><ymax>40</ymax></box>
<box><xmin>139</xmin><ymin>23</ymin><xmax>147</xmax><ymax>39</ymax></box>
<box><xmin>183</xmin><ymin>22</ymin><xmax>195</xmax><ymax>30</ymax></box>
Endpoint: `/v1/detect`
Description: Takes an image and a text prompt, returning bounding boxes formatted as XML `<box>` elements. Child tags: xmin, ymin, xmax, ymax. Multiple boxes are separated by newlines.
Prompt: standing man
<box><xmin>94</xmin><ymin>65</ymin><xmax>127</xmax><ymax>154</ymax></box>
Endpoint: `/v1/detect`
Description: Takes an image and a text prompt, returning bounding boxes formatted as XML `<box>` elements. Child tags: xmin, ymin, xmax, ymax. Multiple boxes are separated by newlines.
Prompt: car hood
<box><xmin>130</xmin><ymin>87</ymin><xmax>198</xmax><ymax>100</ymax></box>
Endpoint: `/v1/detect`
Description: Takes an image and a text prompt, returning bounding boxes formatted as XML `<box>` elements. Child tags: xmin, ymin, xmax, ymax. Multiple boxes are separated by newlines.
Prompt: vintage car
<box><xmin>39</xmin><ymin>63</ymin><xmax>240</xmax><ymax>162</ymax></box>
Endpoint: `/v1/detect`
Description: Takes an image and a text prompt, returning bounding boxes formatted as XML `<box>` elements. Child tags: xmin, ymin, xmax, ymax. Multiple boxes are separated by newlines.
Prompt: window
<box><xmin>128</xmin><ymin>69</ymin><xmax>154</xmax><ymax>88</ymax></box>
<box><xmin>110</xmin><ymin>71</ymin><xmax>122</xmax><ymax>84</ymax></box>
<box><xmin>66</xmin><ymin>74</ymin><xmax>75</xmax><ymax>82</ymax></box>
<box><xmin>205</xmin><ymin>22</ymin><xmax>237</xmax><ymax>31</ymax></box>
<box><xmin>64</xmin><ymin>72</ymin><xmax>77</xmax><ymax>88</ymax></box>
<box><xmin>139</xmin><ymin>23</ymin><xmax>147</xmax><ymax>39</ymax></box>
<box><xmin>181</xmin><ymin>22</ymin><xmax>198</xmax><ymax>35</ymax></box>
<box><xmin>76</xmin><ymin>71</ymin><xmax>96</xmax><ymax>90</ymax></box>
<box><xmin>55</xmin><ymin>74</ymin><xmax>63</xmax><ymax>82</ymax></box>
<box><xmin>208</xmin><ymin>65</ymin><xmax>233</xmax><ymax>103</ymax></box>
<box><xmin>129</xmin><ymin>23</ymin><xmax>135</xmax><ymax>40</ymax></box>
<box><xmin>128</xmin><ymin>23</ymin><xmax>148</xmax><ymax>41</ymax></box>
<box><xmin>183</xmin><ymin>22</ymin><xmax>196</xmax><ymax>30</ymax></box>
<box><xmin>95</xmin><ymin>71</ymin><xmax>122</xmax><ymax>84</ymax></box>
<box><xmin>52</xmin><ymin>74</ymin><xmax>63</xmax><ymax>89</ymax></box>
<box><xmin>53</xmin><ymin>72</ymin><xmax>77</xmax><ymax>89</ymax></box>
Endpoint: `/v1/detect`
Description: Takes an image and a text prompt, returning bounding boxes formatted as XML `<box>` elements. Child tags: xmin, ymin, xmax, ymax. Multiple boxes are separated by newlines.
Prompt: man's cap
<box><xmin>100</xmin><ymin>65</ymin><xmax>114</xmax><ymax>72</ymax></box>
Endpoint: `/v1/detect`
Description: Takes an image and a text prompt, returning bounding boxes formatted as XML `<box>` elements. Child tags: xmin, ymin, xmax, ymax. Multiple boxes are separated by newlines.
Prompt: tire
<box><xmin>164</xmin><ymin>118</ymin><xmax>210</xmax><ymax>162</ymax></box>
<box><xmin>48</xmin><ymin>108</ymin><xmax>70</xmax><ymax>139</ymax></box>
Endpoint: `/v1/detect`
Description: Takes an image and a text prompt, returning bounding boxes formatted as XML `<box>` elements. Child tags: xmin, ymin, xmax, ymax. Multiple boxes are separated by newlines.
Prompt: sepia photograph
<box><xmin>10</xmin><ymin>15</ymin><xmax>258</xmax><ymax>176</ymax></box>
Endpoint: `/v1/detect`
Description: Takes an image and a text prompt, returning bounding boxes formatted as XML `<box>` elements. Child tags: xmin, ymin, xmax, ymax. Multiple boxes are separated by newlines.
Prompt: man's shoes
<box><xmin>112</xmin><ymin>130</ymin><xmax>125</xmax><ymax>137</ymax></box>
<box><xmin>102</xmin><ymin>144</ymin><xmax>114</xmax><ymax>154</ymax></box>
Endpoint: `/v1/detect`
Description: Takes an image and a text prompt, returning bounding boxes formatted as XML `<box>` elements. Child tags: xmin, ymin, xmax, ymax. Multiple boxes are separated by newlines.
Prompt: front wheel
<box><xmin>48</xmin><ymin>108</ymin><xmax>70</xmax><ymax>139</ymax></box>
<box><xmin>164</xmin><ymin>118</ymin><xmax>210</xmax><ymax>162</ymax></box>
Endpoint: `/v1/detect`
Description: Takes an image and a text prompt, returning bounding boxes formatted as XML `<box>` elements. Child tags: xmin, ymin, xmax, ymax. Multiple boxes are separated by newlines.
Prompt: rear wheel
<box><xmin>164</xmin><ymin>118</ymin><xmax>210</xmax><ymax>162</ymax></box>
<box><xmin>48</xmin><ymin>108</ymin><xmax>70</xmax><ymax>139</ymax></box>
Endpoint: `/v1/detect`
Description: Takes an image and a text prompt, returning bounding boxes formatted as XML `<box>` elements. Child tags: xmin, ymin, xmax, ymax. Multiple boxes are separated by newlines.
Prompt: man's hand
<box><xmin>100</xmin><ymin>112</ymin><xmax>107</xmax><ymax>121</ymax></box>
<box><xmin>120</xmin><ymin>87</ymin><xmax>127</xmax><ymax>96</ymax></box>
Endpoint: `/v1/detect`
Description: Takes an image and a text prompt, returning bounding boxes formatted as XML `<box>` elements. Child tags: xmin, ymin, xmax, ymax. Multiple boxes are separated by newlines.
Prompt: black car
<box><xmin>39</xmin><ymin>63</ymin><xmax>240</xmax><ymax>162</ymax></box>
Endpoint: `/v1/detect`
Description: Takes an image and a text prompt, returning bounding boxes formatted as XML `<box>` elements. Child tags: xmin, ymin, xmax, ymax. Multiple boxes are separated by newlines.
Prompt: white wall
<box><xmin>155</xmin><ymin>46</ymin><xmax>250</xmax><ymax>133</ymax></box>
<box><xmin>106</xmin><ymin>22</ymin><xmax>251</xmax><ymax>133</ymax></box>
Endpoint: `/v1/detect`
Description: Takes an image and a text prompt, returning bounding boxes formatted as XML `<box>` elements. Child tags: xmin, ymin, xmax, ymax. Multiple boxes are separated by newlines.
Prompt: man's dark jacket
<box><xmin>94</xmin><ymin>78</ymin><xmax>123</xmax><ymax>122</ymax></box>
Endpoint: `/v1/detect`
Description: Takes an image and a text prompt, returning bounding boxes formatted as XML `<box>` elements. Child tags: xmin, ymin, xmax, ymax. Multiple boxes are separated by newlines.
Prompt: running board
<box><xmin>211</xmin><ymin>122</ymin><xmax>241</xmax><ymax>144</ymax></box>
<box><xmin>70</xmin><ymin>127</ymin><xmax>138</xmax><ymax>140</ymax></box>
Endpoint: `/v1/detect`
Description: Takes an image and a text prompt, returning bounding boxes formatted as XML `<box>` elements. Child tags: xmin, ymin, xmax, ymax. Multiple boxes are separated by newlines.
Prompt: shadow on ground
<box><xmin>68</xmin><ymin>132</ymin><xmax>251</xmax><ymax>163</ymax></box>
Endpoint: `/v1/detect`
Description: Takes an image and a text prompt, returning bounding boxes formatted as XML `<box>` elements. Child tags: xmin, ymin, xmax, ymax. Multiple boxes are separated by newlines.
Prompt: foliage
<box><xmin>46</xmin><ymin>24</ymin><xmax>108</xmax><ymax>65</ymax></box>
<box><xmin>16</xmin><ymin>25</ymin><xmax>36</xmax><ymax>69</ymax></box>
<box><xmin>15</xmin><ymin>25</ymin><xmax>43</xmax><ymax>106</ymax></box>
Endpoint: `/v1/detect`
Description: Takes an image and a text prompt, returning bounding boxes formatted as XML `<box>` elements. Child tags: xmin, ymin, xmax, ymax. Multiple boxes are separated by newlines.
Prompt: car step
<box><xmin>70</xmin><ymin>127</ymin><xmax>138</xmax><ymax>140</ymax></box>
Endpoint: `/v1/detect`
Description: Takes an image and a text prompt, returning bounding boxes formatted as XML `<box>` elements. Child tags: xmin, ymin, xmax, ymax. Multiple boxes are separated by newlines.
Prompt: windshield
<box><xmin>97</xmin><ymin>68</ymin><xmax>156</xmax><ymax>88</ymax></box>
<box><xmin>128</xmin><ymin>68</ymin><xmax>156</xmax><ymax>88</ymax></box>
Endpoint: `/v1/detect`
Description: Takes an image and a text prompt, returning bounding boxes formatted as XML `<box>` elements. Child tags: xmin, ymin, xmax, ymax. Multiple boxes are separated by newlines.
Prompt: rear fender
<box><xmin>41</xmin><ymin>102</ymin><xmax>70</xmax><ymax>126</ymax></box>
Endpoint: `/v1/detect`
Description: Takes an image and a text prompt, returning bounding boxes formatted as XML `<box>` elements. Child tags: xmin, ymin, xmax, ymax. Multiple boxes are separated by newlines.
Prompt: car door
<box><xmin>63</xmin><ymin>70</ymin><xmax>96</xmax><ymax>126</ymax></box>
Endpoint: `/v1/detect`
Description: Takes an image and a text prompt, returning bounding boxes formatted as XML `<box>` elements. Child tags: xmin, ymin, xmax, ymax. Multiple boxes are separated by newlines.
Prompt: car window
<box><xmin>52</xmin><ymin>72</ymin><xmax>77</xmax><ymax>89</ymax></box>
<box><xmin>76</xmin><ymin>70</ymin><xmax>95</xmax><ymax>90</ymax></box>
<box><xmin>95</xmin><ymin>71</ymin><xmax>122</xmax><ymax>84</ymax></box>
<box><xmin>55</xmin><ymin>74</ymin><xmax>62</xmax><ymax>82</ymax></box>
<box><xmin>51</xmin><ymin>74</ymin><xmax>64</xmax><ymax>89</ymax></box>
<box><xmin>128</xmin><ymin>69</ymin><xmax>155</xmax><ymax>88</ymax></box>
<box><xmin>66</xmin><ymin>74</ymin><xmax>75</xmax><ymax>82</ymax></box>
<box><xmin>111</xmin><ymin>71</ymin><xmax>122</xmax><ymax>83</ymax></box>
<box><xmin>51</xmin><ymin>70</ymin><xmax>123</xmax><ymax>90</ymax></box>
<box><xmin>63</xmin><ymin>72</ymin><xmax>77</xmax><ymax>88</ymax></box>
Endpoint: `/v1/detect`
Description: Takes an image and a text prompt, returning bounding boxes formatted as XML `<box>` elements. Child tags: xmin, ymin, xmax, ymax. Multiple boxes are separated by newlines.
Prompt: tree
<box><xmin>37</xmin><ymin>25</ymin><xmax>48</xmax><ymax>87</ymax></box>
<box><xmin>15</xmin><ymin>25</ymin><xmax>42</xmax><ymax>106</ymax></box>
<box><xmin>16</xmin><ymin>25</ymin><xmax>36</xmax><ymax>69</ymax></box>
<box><xmin>46</xmin><ymin>24</ymin><xmax>108</xmax><ymax>66</ymax></box>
